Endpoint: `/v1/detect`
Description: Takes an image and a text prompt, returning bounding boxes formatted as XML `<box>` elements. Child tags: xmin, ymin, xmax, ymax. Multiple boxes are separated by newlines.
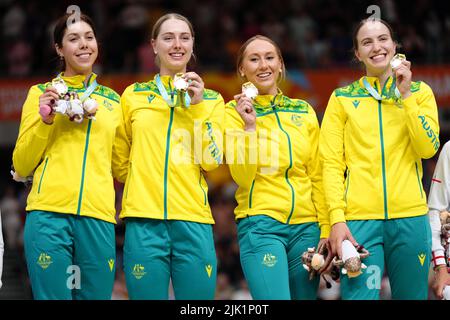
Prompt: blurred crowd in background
<box><xmin>0</xmin><ymin>0</ymin><xmax>449</xmax><ymax>299</ymax></box>
<box><xmin>2</xmin><ymin>0</ymin><xmax>450</xmax><ymax>76</ymax></box>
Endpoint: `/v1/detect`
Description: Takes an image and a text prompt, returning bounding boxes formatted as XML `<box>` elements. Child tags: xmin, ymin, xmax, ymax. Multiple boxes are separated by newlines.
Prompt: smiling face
<box><xmin>151</xmin><ymin>18</ymin><xmax>194</xmax><ymax>76</ymax></box>
<box><xmin>239</xmin><ymin>38</ymin><xmax>283</xmax><ymax>95</ymax></box>
<box><xmin>56</xmin><ymin>21</ymin><xmax>98</xmax><ymax>76</ymax></box>
<box><xmin>354</xmin><ymin>20</ymin><xmax>397</xmax><ymax>76</ymax></box>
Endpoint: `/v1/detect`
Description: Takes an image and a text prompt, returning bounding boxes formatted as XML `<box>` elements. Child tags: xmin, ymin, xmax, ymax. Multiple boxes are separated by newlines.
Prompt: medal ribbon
<box><xmin>363</xmin><ymin>77</ymin><xmax>401</xmax><ymax>101</ymax></box>
<box><xmin>55</xmin><ymin>74</ymin><xmax>98</xmax><ymax>102</ymax></box>
<box><xmin>363</xmin><ymin>77</ymin><xmax>382</xmax><ymax>100</ymax></box>
<box><xmin>80</xmin><ymin>77</ymin><xmax>98</xmax><ymax>102</ymax></box>
<box><xmin>156</xmin><ymin>74</ymin><xmax>191</xmax><ymax>108</ymax></box>
<box><xmin>390</xmin><ymin>77</ymin><xmax>402</xmax><ymax>100</ymax></box>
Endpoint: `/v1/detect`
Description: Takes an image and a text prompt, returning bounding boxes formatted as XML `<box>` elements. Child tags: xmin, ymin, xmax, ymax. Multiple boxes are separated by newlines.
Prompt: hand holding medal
<box><xmin>233</xmin><ymin>81</ymin><xmax>257</xmax><ymax>131</ymax></box>
<box><xmin>183</xmin><ymin>72</ymin><xmax>204</xmax><ymax>106</ymax></box>
<box><xmin>38</xmin><ymin>85</ymin><xmax>59</xmax><ymax>124</ymax></box>
<box><xmin>390</xmin><ymin>53</ymin><xmax>412</xmax><ymax>99</ymax></box>
<box><xmin>47</xmin><ymin>77</ymin><xmax>99</xmax><ymax>123</ymax></box>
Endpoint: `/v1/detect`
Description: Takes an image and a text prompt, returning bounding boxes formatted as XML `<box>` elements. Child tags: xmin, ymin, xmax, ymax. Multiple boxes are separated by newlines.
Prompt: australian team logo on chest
<box><xmin>291</xmin><ymin>114</ymin><xmax>304</xmax><ymax>127</ymax></box>
<box><xmin>102</xmin><ymin>99</ymin><xmax>113</xmax><ymax>111</ymax></box>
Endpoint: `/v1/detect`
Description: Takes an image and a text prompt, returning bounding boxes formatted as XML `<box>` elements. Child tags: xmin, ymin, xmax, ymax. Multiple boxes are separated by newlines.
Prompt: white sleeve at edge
<box><xmin>428</xmin><ymin>142</ymin><xmax>450</xmax><ymax>266</ymax></box>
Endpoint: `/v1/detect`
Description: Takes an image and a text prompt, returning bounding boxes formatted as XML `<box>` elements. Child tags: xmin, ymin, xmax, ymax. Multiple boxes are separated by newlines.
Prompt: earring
<box><xmin>241</xmin><ymin>73</ymin><xmax>245</xmax><ymax>77</ymax></box>
<box><xmin>154</xmin><ymin>51</ymin><xmax>157</xmax><ymax>55</ymax></box>
<box><xmin>279</xmin><ymin>68</ymin><xmax>282</xmax><ymax>73</ymax></box>
<box><xmin>60</xmin><ymin>55</ymin><xmax>64</xmax><ymax>60</ymax></box>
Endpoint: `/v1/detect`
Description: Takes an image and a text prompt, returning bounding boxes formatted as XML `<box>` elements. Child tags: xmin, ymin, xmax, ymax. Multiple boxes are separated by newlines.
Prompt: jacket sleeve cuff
<box><xmin>330</xmin><ymin>209</ymin><xmax>346</xmax><ymax>226</ymax></box>
<box><xmin>35</xmin><ymin>120</ymin><xmax>54</xmax><ymax>139</ymax></box>
<box><xmin>402</xmin><ymin>94</ymin><xmax>418</xmax><ymax>113</ymax></box>
<box><xmin>432</xmin><ymin>249</ymin><xmax>447</xmax><ymax>268</ymax></box>
<box><xmin>320</xmin><ymin>224</ymin><xmax>330</xmax><ymax>239</ymax></box>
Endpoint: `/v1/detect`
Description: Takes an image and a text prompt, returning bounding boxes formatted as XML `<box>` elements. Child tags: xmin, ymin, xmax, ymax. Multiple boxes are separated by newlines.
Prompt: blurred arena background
<box><xmin>1</xmin><ymin>0</ymin><xmax>450</xmax><ymax>299</ymax></box>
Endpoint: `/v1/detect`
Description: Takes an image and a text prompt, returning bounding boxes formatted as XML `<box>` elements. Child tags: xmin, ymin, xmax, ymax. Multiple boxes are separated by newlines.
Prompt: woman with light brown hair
<box><xmin>116</xmin><ymin>13</ymin><xmax>225</xmax><ymax>300</ymax></box>
<box><xmin>224</xmin><ymin>35</ymin><xmax>330</xmax><ymax>299</ymax></box>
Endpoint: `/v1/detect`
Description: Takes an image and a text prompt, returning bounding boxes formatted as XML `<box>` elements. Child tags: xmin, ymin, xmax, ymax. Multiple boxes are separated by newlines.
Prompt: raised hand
<box><xmin>39</xmin><ymin>86</ymin><xmax>59</xmax><ymax>124</ymax></box>
<box><xmin>234</xmin><ymin>93</ymin><xmax>256</xmax><ymax>131</ymax></box>
<box><xmin>393</xmin><ymin>59</ymin><xmax>412</xmax><ymax>99</ymax></box>
<box><xmin>184</xmin><ymin>72</ymin><xmax>204</xmax><ymax>105</ymax></box>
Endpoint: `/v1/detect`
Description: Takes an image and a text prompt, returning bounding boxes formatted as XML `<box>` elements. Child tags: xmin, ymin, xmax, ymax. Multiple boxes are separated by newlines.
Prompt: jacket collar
<box><xmin>153</xmin><ymin>74</ymin><xmax>175</xmax><ymax>94</ymax></box>
<box><xmin>58</xmin><ymin>72</ymin><xmax>97</xmax><ymax>89</ymax></box>
<box><xmin>359</xmin><ymin>75</ymin><xmax>396</xmax><ymax>98</ymax></box>
<box><xmin>252</xmin><ymin>88</ymin><xmax>284</xmax><ymax>112</ymax></box>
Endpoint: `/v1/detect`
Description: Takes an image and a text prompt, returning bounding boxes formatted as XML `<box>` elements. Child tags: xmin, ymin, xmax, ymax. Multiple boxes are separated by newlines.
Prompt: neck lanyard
<box><xmin>155</xmin><ymin>74</ymin><xmax>191</xmax><ymax>108</ymax></box>
<box><xmin>80</xmin><ymin>76</ymin><xmax>98</xmax><ymax>102</ymax></box>
<box><xmin>388</xmin><ymin>77</ymin><xmax>402</xmax><ymax>100</ymax></box>
<box><xmin>57</xmin><ymin>74</ymin><xmax>98</xmax><ymax>102</ymax></box>
<box><xmin>363</xmin><ymin>77</ymin><xmax>401</xmax><ymax>101</ymax></box>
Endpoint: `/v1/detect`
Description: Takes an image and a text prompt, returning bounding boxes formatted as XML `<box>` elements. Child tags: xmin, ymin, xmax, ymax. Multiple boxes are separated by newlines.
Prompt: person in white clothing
<box><xmin>427</xmin><ymin>141</ymin><xmax>450</xmax><ymax>299</ymax></box>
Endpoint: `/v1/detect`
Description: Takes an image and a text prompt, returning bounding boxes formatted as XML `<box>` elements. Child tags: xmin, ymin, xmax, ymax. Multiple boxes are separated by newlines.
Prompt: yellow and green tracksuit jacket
<box><xmin>320</xmin><ymin>76</ymin><xmax>440</xmax><ymax>226</ymax></box>
<box><xmin>115</xmin><ymin>74</ymin><xmax>224</xmax><ymax>223</ymax></box>
<box><xmin>12</xmin><ymin>73</ymin><xmax>122</xmax><ymax>224</ymax></box>
<box><xmin>225</xmin><ymin>92</ymin><xmax>330</xmax><ymax>238</ymax></box>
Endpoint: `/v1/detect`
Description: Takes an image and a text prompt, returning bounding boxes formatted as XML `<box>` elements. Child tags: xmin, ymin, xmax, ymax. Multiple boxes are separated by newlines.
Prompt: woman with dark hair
<box><xmin>12</xmin><ymin>12</ymin><xmax>123</xmax><ymax>299</ymax></box>
<box><xmin>116</xmin><ymin>13</ymin><xmax>224</xmax><ymax>300</ymax></box>
<box><xmin>224</xmin><ymin>35</ymin><xmax>330</xmax><ymax>300</ymax></box>
<box><xmin>320</xmin><ymin>18</ymin><xmax>439</xmax><ymax>300</ymax></box>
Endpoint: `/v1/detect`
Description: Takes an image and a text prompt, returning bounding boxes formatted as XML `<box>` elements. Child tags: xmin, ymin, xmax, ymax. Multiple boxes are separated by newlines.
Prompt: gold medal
<box><xmin>390</xmin><ymin>53</ymin><xmax>406</xmax><ymax>70</ymax></box>
<box><xmin>242</xmin><ymin>82</ymin><xmax>258</xmax><ymax>100</ymax></box>
<box><xmin>52</xmin><ymin>77</ymin><xmax>68</xmax><ymax>97</ymax></box>
<box><xmin>173</xmin><ymin>73</ymin><xmax>189</xmax><ymax>107</ymax></box>
<box><xmin>173</xmin><ymin>73</ymin><xmax>189</xmax><ymax>91</ymax></box>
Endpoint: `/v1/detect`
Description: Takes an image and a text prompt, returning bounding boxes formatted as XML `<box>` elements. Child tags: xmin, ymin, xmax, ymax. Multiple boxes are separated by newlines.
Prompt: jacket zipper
<box><xmin>248</xmin><ymin>179</ymin><xmax>256</xmax><ymax>208</ymax></box>
<box><xmin>124</xmin><ymin>161</ymin><xmax>132</xmax><ymax>199</ymax></box>
<box><xmin>344</xmin><ymin>169</ymin><xmax>350</xmax><ymax>202</ymax></box>
<box><xmin>37</xmin><ymin>157</ymin><xmax>49</xmax><ymax>194</ymax></box>
<box><xmin>76</xmin><ymin>119</ymin><xmax>93</xmax><ymax>215</ymax></box>
<box><xmin>415</xmin><ymin>162</ymin><xmax>424</xmax><ymax>198</ymax></box>
<box><xmin>163</xmin><ymin>100</ymin><xmax>175</xmax><ymax>219</ymax></box>
<box><xmin>273</xmin><ymin>107</ymin><xmax>295</xmax><ymax>223</ymax></box>
<box><xmin>198</xmin><ymin>169</ymin><xmax>207</xmax><ymax>205</ymax></box>
<box><xmin>377</xmin><ymin>101</ymin><xmax>388</xmax><ymax>219</ymax></box>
